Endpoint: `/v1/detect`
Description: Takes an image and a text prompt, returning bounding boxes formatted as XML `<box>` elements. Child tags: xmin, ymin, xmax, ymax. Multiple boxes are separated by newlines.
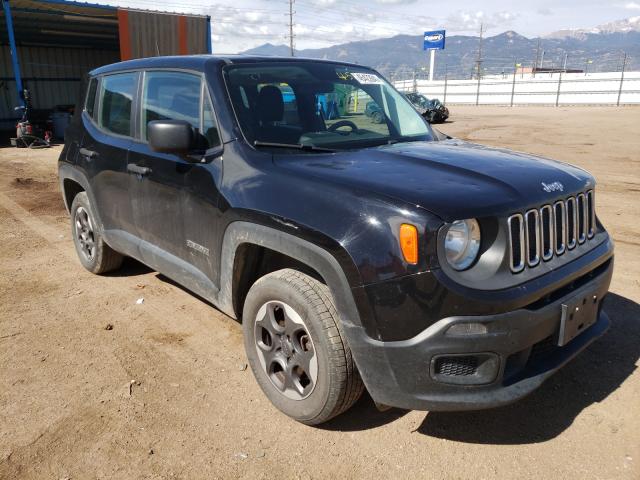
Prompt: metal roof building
<box><xmin>1</xmin><ymin>0</ymin><xmax>211</xmax><ymax>132</ymax></box>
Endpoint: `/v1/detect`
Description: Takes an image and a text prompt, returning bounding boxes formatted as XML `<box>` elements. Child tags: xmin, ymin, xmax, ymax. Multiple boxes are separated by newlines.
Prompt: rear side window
<box><xmin>85</xmin><ymin>78</ymin><xmax>97</xmax><ymax>118</ymax></box>
<box><xmin>99</xmin><ymin>73</ymin><xmax>137</xmax><ymax>136</ymax></box>
<box><xmin>141</xmin><ymin>71</ymin><xmax>201</xmax><ymax>139</ymax></box>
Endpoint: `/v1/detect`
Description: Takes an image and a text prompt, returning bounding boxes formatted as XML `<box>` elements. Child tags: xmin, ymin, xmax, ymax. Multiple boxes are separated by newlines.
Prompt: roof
<box><xmin>1</xmin><ymin>0</ymin><xmax>207</xmax><ymax>49</ymax></box>
<box><xmin>6</xmin><ymin>0</ymin><xmax>207</xmax><ymax>17</ymax></box>
<box><xmin>91</xmin><ymin>54</ymin><xmax>368</xmax><ymax>75</ymax></box>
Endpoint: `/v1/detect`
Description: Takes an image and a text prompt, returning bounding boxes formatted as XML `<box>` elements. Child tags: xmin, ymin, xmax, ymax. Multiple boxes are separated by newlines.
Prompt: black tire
<box><xmin>371</xmin><ymin>111</ymin><xmax>384</xmax><ymax>124</ymax></box>
<box><xmin>70</xmin><ymin>192</ymin><xmax>123</xmax><ymax>274</ymax></box>
<box><xmin>242</xmin><ymin>269</ymin><xmax>364</xmax><ymax>425</ymax></box>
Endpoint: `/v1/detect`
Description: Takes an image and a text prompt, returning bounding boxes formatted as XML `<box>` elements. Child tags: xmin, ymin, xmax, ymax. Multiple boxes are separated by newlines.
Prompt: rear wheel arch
<box><xmin>58</xmin><ymin>164</ymin><xmax>105</xmax><ymax>230</ymax></box>
<box><xmin>62</xmin><ymin>178</ymin><xmax>85</xmax><ymax>213</ymax></box>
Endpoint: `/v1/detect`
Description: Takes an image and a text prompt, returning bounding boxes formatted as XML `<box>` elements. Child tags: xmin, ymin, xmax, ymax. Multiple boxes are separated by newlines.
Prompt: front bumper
<box><xmin>348</xmin><ymin>255</ymin><xmax>613</xmax><ymax>411</ymax></box>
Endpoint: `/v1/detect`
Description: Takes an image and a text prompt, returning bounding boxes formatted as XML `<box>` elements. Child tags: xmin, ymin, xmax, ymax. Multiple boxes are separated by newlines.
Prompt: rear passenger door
<box><xmin>80</xmin><ymin>72</ymin><xmax>138</xmax><ymax>236</ymax></box>
<box><xmin>127</xmin><ymin>70</ymin><xmax>224</xmax><ymax>289</ymax></box>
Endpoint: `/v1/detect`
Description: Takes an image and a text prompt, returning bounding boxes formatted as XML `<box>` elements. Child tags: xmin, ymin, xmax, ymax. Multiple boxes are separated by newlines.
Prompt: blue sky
<box><xmin>107</xmin><ymin>0</ymin><xmax>640</xmax><ymax>52</ymax></box>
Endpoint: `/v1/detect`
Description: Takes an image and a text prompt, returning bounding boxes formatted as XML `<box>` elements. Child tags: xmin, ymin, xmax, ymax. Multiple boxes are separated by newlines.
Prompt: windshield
<box><xmin>406</xmin><ymin>93</ymin><xmax>431</xmax><ymax>109</ymax></box>
<box><xmin>223</xmin><ymin>62</ymin><xmax>433</xmax><ymax>151</ymax></box>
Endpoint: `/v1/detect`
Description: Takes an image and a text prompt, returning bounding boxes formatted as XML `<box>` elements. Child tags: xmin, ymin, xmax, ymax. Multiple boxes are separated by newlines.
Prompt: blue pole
<box><xmin>206</xmin><ymin>15</ymin><xmax>212</xmax><ymax>54</ymax></box>
<box><xmin>2</xmin><ymin>0</ymin><xmax>24</xmax><ymax>107</ymax></box>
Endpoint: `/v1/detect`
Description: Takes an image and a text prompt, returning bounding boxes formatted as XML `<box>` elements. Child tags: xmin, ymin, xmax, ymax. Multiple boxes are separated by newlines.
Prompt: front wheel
<box><xmin>242</xmin><ymin>269</ymin><xmax>364</xmax><ymax>425</ymax></box>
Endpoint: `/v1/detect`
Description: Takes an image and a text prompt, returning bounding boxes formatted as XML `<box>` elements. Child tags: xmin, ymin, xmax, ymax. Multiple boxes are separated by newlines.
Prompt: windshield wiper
<box><xmin>253</xmin><ymin>141</ymin><xmax>336</xmax><ymax>153</ymax></box>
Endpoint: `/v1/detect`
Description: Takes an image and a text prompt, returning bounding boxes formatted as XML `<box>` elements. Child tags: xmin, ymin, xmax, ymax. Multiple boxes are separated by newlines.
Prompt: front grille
<box><xmin>587</xmin><ymin>190</ymin><xmax>595</xmax><ymax>238</ymax></box>
<box><xmin>566</xmin><ymin>197</ymin><xmax>577</xmax><ymax>249</ymax></box>
<box><xmin>554</xmin><ymin>200</ymin><xmax>566</xmax><ymax>254</ymax></box>
<box><xmin>525</xmin><ymin>209</ymin><xmax>540</xmax><ymax>267</ymax></box>
<box><xmin>540</xmin><ymin>205</ymin><xmax>553</xmax><ymax>260</ymax></box>
<box><xmin>434</xmin><ymin>356</ymin><xmax>478</xmax><ymax>376</ymax></box>
<box><xmin>508</xmin><ymin>214</ymin><xmax>525</xmax><ymax>272</ymax></box>
<box><xmin>508</xmin><ymin>190</ymin><xmax>595</xmax><ymax>273</ymax></box>
<box><xmin>577</xmin><ymin>193</ymin><xmax>587</xmax><ymax>244</ymax></box>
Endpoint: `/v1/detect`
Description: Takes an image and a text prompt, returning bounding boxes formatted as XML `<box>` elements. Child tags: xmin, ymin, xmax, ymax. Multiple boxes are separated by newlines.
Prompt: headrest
<box><xmin>256</xmin><ymin>85</ymin><xmax>284</xmax><ymax>123</ymax></box>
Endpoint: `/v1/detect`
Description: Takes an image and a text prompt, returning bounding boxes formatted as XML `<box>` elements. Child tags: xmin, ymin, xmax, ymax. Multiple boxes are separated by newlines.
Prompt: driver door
<box><xmin>127</xmin><ymin>70</ymin><xmax>224</xmax><ymax>286</ymax></box>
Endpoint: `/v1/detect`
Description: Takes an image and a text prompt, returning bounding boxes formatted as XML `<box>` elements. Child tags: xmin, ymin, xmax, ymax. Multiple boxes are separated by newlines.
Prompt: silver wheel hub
<box><xmin>254</xmin><ymin>301</ymin><xmax>318</xmax><ymax>400</ymax></box>
<box><xmin>74</xmin><ymin>206</ymin><xmax>96</xmax><ymax>261</ymax></box>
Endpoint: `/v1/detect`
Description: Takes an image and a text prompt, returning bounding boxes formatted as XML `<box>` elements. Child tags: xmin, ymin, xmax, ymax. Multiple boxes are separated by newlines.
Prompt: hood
<box><xmin>274</xmin><ymin>139</ymin><xmax>595</xmax><ymax>221</ymax></box>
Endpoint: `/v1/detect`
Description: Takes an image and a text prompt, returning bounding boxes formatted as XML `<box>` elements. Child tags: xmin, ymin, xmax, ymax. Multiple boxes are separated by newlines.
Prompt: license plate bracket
<box><xmin>558</xmin><ymin>291</ymin><xmax>600</xmax><ymax>347</ymax></box>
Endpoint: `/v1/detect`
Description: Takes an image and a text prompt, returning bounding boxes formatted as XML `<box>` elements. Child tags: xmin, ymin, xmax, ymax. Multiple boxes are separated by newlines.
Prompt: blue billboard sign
<box><xmin>423</xmin><ymin>30</ymin><xmax>446</xmax><ymax>50</ymax></box>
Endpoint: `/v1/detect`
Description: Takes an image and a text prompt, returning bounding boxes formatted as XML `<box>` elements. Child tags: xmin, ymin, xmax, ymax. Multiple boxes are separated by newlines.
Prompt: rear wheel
<box><xmin>243</xmin><ymin>269</ymin><xmax>364</xmax><ymax>425</ymax></box>
<box><xmin>70</xmin><ymin>192</ymin><xmax>123</xmax><ymax>274</ymax></box>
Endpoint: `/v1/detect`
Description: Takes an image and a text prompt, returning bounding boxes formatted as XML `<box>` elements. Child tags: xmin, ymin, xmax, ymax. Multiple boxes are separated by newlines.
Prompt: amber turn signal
<box><xmin>399</xmin><ymin>224</ymin><xmax>418</xmax><ymax>264</ymax></box>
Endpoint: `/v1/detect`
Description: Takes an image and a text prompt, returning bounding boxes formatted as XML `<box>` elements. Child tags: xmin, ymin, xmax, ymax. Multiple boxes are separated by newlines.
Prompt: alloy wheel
<box><xmin>74</xmin><ymin>206</ymin><xmax>96</xmax><ymax>262</ymax></box>
<box><xmin>254</xmin><ymin>301</ymin><xmax>318</xmax><ymax>400</ymax></box>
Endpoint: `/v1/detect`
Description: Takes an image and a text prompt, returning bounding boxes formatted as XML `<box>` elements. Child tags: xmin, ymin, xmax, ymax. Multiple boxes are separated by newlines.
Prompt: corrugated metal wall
<box><xmin>124</xmin><ymin>10</ymin><xmax>208</xmax><ymax>59</ymax></box>
<box><xmin>186</xmin><ymin>16</ymin><xmax>208</xmax><ymax>55</ymax></box>
<box><xmin>1</xmin><ymin>7</ymin><xmax>209</xmax><ymax>131</ymax></box>
<box><xmin>1</xmin><ymin>45</ymin><xmax>119</xmax><ymax>128</ymax></box>
<box><xmin>127</xmin><ymin>11</ymin><xmax>178</xmax><ymax>57</ymax></box>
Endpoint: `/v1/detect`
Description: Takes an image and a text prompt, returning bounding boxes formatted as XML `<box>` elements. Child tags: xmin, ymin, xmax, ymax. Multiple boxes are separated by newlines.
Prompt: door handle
<box><xmin>79</xmin><ymin>147</ymin><xmax>98</xmax><ymax>159</ymax></box>
<box><xmin>127</xmin><ymin>163</ymin><xmax>152</xmax><ymax>176</ymax></box>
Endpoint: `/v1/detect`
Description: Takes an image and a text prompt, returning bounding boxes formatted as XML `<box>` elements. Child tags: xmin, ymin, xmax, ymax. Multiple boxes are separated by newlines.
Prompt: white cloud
<box><xmin>446</xmin><ymin>10</ymin><xmax>519</xmax><ymax>32</ymax></box>
<box><xmin>293</xmin><ymin>22</ymin><xmax>400</xmax><ymax>45</ymax></box>
<box><xmin>624</xmin><ymin>1</ymin><xmax>640</xmax><ymax>9</ymax></box>
<box><xmin>374</xmin><ymin>0</ymin><xmax>418</xmax><ymax>4</ymax></box>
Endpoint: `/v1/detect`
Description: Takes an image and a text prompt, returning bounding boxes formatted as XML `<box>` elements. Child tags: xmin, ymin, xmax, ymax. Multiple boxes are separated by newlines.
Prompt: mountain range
<box><xmin>243</xmin><ymin>17</ymin><xmax>640</xmax><ymax>80</ymax></box>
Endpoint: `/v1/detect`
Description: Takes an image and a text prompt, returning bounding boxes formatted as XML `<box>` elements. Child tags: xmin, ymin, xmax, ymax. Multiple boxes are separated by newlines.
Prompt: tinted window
<box><xmin>202</xmin><ymin>93</ymin><xmax>220</xmax><ymax>149</ymax></box>
<box><xmin>85</xmin><ymin>78</ymin><xmax>97</xmax><ymax>118</ymax></box>
<box><xmin>224</xmin><ymin>63</ymin><xmax>431</xmax><ymax>151</ymax></box>
<box><xmin>99</xmin><ymin>73</ymin><xmax>137</xmax><ymax>136</ymax></box>
<box><xmin>142</xmin><ymin>71</ymin><xmax>201</xmax><ymax>139</ymax></box>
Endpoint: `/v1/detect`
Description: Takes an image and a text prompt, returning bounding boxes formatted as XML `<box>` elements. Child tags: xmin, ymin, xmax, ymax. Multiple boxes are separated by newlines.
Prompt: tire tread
<box><xmin>246</xmin><ymin>268</ymin><xmax>364</xmax><ymax>424</ymax></box>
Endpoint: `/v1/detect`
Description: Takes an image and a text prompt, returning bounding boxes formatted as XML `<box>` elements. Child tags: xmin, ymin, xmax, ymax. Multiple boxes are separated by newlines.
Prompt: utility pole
<box><xmin>617</xmin><ymin>52</ymin><xmax>627</xmax><ymax>107</ymax></box>
<box><xmin>475</xmin><ymin>23</ymin><xmax>483</xmax><ymax>105</ymax></box>
<box><xmin>562</xmin><ymin>52</ymin><xmax>568</xmax><ymax>71</ymax></box>
<box><xmin>555</xmin><ymin>70</ymin><xmax>563</xmax><ymax>107</ymax></box>
<box><xmin>511</xmin><ymin>60</ymin><xmax>521</xmax><ymax>107</ymax></box>
<box><xmin>443</xmin><ymin>64</ymin><xmax>448</xmax><ymax>105</ymax></box>
<box><xmin>533</xmin><ymin>39</ymin><xmax>541</xmax><ymax>77</ymax></box>
<box><xmin>475</xmin><ymin>23</ymin><xmax>484</xmax><ymax>80</ymax></box>
<box><xmin>288</xmin><ymin>0</ymin><xmax>295</xmax><ymax>57</ymax></box>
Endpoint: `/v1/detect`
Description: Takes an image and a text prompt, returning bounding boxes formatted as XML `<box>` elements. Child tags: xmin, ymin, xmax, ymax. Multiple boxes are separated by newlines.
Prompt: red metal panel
<box><xmin>117</xmin><ymin>9</ymin><xmax>132</xmax><ymax>61</ymax></box>
<box><xmin>178</xmin><ymin>15</ymin><xmax>188</xmax><ymax>55</ymax></box>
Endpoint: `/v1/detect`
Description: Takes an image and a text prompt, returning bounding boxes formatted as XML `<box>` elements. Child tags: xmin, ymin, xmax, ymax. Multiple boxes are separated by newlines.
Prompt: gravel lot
<box><xmin>1</xmin><ymin>106</ymin><xmax>639</xmax><ymax>479</ymax></box>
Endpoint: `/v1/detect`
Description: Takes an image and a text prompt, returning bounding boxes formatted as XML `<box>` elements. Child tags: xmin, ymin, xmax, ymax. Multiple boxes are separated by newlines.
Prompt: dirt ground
<box><xmin>1</xmin><ymin>106</ymin><xmax>639</xmax><ymax>480</ymax></box>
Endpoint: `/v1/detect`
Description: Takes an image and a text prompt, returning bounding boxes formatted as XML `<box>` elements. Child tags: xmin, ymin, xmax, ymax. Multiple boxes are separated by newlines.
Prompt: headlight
<box><xmin>444</xmin><ymin>219</ymin><xmax>481</xmax><ymax>271</ymax></box>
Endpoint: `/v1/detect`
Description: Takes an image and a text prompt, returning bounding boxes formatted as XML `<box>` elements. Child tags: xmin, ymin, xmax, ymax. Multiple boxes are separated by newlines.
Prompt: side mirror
<box><xmin>148</xmin><ymin>120</ymin><xmax>194</xmax><ymax>155</ymax></box>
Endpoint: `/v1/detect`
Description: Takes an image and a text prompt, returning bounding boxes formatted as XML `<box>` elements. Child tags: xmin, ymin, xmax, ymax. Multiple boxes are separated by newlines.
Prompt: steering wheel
<box><xmin>327</xmin><ymin>120</ymin><xmax>359</xmax><ymax>135</ymax></box>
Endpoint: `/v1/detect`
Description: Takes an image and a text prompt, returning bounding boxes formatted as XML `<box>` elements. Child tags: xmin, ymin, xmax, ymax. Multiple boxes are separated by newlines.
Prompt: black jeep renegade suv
<box><xmin>59</xmin><ymin>55</ymin><xmax>614</xmax><ymax>425</ymax></box>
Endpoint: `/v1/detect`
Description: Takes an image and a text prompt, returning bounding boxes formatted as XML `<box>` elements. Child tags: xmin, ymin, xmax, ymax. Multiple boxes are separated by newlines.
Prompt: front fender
<box><xmin>216</xmin><ymin>221</ymin><xmax>363</xmax><ymax>323</ymax></box>
<box><xmin>216</xmin><ymin>221</ymin><xmax>392</xmax><ymax>398</ymax></box>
